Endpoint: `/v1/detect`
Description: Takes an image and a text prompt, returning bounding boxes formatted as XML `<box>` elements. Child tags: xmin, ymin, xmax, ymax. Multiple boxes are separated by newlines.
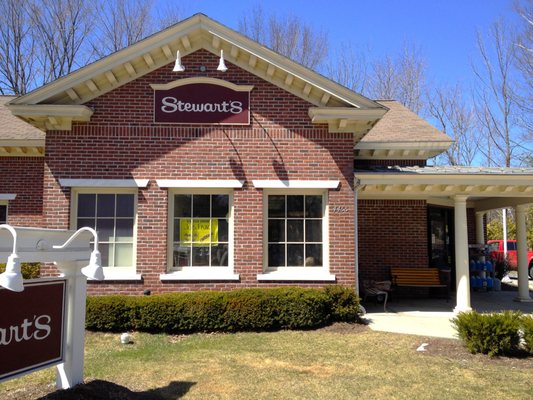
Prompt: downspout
<box><xmin>354</xmin><ymin>177</ymin><xmax>362</xmax><ymax>296</ymax></box>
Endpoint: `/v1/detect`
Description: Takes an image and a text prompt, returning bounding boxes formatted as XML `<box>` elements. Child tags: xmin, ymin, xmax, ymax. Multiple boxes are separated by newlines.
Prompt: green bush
<box><xmin>86</xmin><ymin>286</ymin><xmax>361</xmax><ymax>333</ymax></box>
<box><xmin>0</xmin><ymin>262</ymin><xmax>40</xmax><ymax>279</ymax></box>
<box><xmin>522</xmin><ymin>315</ymin><xmax>533</xmax><ymax>355</ymax></box>
<box><xmin>452</xmin><ymin>311</ymin><xmax>523</xmax><ymax>357</ymax></box>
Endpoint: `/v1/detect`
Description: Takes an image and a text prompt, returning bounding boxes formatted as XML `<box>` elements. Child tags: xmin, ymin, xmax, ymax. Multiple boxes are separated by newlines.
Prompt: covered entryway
<box><xmin>355</xmin><ymin>166</ymin><xmax>533</xmax><ymax>312</ymax></box>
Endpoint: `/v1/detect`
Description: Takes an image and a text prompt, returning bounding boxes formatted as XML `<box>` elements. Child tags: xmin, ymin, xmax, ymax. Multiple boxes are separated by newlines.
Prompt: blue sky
<box><xmin>166</xmin><ymin>0</ymin><xmax>519</xmax><ymax>88</ymax></box>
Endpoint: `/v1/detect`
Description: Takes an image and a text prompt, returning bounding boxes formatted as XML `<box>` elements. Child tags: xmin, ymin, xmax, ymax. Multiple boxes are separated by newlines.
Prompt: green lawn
<box><xmin>2</xmin><ymin>326</ymin><xmax>532</xmax><ymax>399</ymax></box>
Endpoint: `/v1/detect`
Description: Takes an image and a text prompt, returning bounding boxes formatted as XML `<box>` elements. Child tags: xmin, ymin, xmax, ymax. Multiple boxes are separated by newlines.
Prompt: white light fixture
<box><xmin>217</xmin><ymin>50</ymin><xmax>228</xmax><ymax>72</ymax></box>
<box><xmin>0</xmin><ymin>224</ymin><xmax>23</xmax><ymax>292</ymax></box>
<box><xmin>172</xmin><ymin>50</ymin><xmax>185</xmax><ymax>72</ymax></box>
<box><xmin>53</xmin><ymin>227</ymin><xmax>104</xmax><ymax>281</ymax></box>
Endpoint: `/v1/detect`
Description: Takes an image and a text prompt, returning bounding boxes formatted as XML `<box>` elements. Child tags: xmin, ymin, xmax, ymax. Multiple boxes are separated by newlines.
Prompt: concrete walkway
<box><xmin>364</xmin><ymin>284</ymin><xmax>533</xmax><ymax>339</ymax></box>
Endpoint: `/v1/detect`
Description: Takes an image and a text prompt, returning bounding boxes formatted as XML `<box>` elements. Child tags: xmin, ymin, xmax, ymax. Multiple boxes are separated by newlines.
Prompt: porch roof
<box><xmin>354</xmin><ymin>165</ymin><xmax>533</xmax><ymax>212</ymax></box>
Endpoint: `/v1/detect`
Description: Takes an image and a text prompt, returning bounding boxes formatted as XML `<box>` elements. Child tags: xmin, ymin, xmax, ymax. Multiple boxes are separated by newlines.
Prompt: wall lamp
<box><xmin>172</xmin><ymin>50</ymin><xmax>228</xmax><ymax>72</ymax></box>
<box><xmin>53</xmin><ymin>227</ymin><xmax>104</xmax><ymax>281</ymax></box>
<box><xmin>0</xmin><ymin>224</ymin><xmax>23</xmax><ymax>292</ymax></box>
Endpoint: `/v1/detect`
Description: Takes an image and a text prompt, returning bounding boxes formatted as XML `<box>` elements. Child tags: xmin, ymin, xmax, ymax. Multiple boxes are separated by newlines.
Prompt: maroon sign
<box><xmin>0</xmin><ymin>279</ymin><xmax>66</xmax><ymax>382</ymax></box>
<box><xmin>153</xmin><ymin>81</ymin><xmax>251</xmax><ymax>125</ymax></box>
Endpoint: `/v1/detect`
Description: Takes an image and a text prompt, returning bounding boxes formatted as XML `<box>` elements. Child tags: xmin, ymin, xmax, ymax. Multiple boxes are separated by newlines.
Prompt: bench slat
<box><xmin>391</xmin><ymin>267</ymin><xmax>444</xmax><ymax>287</ymax></box>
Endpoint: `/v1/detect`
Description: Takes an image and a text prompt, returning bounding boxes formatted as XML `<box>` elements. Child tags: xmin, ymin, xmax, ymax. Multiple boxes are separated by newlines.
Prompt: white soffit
<box><xmin>0</xmin><ymin>194</ymin><xmax>16</xmax><ymax>200</ymax></box>
<box><xmin>156</xmin><ymin>179</ymin><xmax>244</xmax><ymax>188</ymax></box>
<box><xmin>252</xmin><ymin>180</ymin><xmax>340</xmax><ymax>189</ymax></box>
<box><xmin>59</xmin><ymin>179</ymin><xmax>149</xmax><ymax>188</ymax></box>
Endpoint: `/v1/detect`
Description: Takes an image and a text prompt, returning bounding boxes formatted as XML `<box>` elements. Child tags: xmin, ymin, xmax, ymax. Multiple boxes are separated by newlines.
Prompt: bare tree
<box><xmin>513</xmin><ymin>1</ymin><xmax>533</xmax><ymax>144</ymax></box>
<box><xmin>429</xmin><ymin>85</ymin><xmax>480</xmax><ymax>165</ymax></box>
<box><xmin>0</xmin><ymin>0</ymin><xmax>36</xmax><ymax>95</ymax></box>
<box><xmin>473</xmin><ymin>20</ymin><xmax>529</xmax><ymax>167</ymax></box>
<box><xmin>92</xmin><ymin>0</ymin><xmax>154</xmax><ymax>58</ymax></box>
<box><xmin>326</xmin><ymin>43</ymin><xmax>369</xmax><ymax>93</ymax></box>
<box><xmin>29</xmin><ymin>0</ymin><xmax>93</xmax><ymax>83</ymax></box>
<box><xmin>369</xmin><ymin>45</ymin><xmax>427</xmax><ymax>114</ymax></box>
<box><xmin>238</xmin><ymin>5</ymin><xmax>328</xmax><ymax>70</ymax></box>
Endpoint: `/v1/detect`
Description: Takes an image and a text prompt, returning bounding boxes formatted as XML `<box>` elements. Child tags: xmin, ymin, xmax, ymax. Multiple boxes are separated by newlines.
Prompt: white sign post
<box><xmin>0</xmin><ymin>225</ymin><xmax>103</xmax><ymax>389</ymax></box>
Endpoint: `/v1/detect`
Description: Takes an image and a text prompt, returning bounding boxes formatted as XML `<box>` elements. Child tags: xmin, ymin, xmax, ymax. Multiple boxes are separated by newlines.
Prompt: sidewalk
<box><xmin>363</xmin><ymin>284</ymin><xmax>533</xmax><ymax>339</ymax></box>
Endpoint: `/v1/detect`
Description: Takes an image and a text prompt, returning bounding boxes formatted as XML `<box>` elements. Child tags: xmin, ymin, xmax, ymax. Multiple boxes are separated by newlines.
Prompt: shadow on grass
<box><xmin>37</xmin><ymin>379</ymin><xmax>196</xmax><ymax>400</ymax></box>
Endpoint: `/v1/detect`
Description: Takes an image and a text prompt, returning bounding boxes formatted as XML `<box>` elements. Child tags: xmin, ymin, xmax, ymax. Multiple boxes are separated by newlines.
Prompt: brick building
<box><xmin>2</xmin><ymin>14</ymin><xmax>532</xmax><ymax>309</ymax></box>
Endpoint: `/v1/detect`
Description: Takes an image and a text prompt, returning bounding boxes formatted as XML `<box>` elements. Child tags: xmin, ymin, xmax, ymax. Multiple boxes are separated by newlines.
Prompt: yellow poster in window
<box><xmin>180</xmin><ymin>219</ymin><xmax>218</xmax><ymax>245</ymax></box>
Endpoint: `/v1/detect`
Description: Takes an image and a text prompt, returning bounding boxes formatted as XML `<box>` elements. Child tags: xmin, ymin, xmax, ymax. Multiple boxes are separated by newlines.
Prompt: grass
<box><xmin>1</xmin><ymin>326</ymin><xmax>532</xmax><ymax>399</ymax></box>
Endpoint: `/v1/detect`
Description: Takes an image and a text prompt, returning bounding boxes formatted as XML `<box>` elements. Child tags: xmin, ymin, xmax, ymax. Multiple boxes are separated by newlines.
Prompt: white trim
<box><xmin>0</xmin><ymin>194</ymin><xmax>16</xmax><ymax>200</ymax></box>
<box><xmin>59</xmin><ymin>179</ymin><xmax>149</xmax><ymax>188</ymax></box>
<box><xmin>150</xmin><ymin>77</ymin><xmax>254</xmax><ymax>92</ymax></box>
<box><xmin>253</xmin><ymin>180</ymin><xmax>340</xmax><ymax>189</ymax></box>
<box><xmin>160</xmin><ymin>271</ymin><xmax>240</xmax><ymax>281</ymax></box>
<box><xmin>96</xmin><ymin>271</ymin><xmax>142</xmax><ymax>281</ymax></box>
<box><xmin>257</xmin><ymin>271</ymin><xmax>336</xmax><ymax>282</ymax></box>
<box><xmin>157</xmin><ymin>179</ymin><xmax>244</xmax><ymax>188</ymax></box>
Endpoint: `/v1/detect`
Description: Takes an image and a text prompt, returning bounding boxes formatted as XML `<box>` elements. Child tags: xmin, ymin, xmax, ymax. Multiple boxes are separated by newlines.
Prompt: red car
<box><xmin>487</xmin><ymin>240</ymin><xmax>533</xmax><ymax>279</ymax></box>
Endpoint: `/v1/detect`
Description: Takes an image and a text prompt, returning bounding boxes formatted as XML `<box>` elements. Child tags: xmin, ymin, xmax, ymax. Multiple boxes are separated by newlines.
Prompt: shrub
<box><xmin>452</xmin><ymin>311</ymin><xmax>523</xmax><ymax>357</ymax></box>
<box><xmin>86</xmin><ymin>286</ymin><xmax>361</xmax><ymax>333</ymax></box>
<box><xmin>323</xmin><ymin>285</ymin><xmax>363</xmax><ymax>322</ymax></box>
<box><xmin>0</xmin><ymin>262</ymin><xmax>40</xmax><ymax>279</ymax></box>
<box><xmin>522</xmin><ymin>315</ymin><xmax>533</xmax><ymax>355</ymax></box>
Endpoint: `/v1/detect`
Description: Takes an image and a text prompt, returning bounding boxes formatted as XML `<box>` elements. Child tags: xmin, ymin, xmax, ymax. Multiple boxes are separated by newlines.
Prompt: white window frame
<box><xmin>0</xmin><ymin>194</ymin><xmax>15</xmax><ymax>224</ymax></box>
<box><xmin>0</xmin><ymin>201</ymin><xmax>8</xmax><ymax>224</ymax></box>
<box><xmin>257</xmin><ymin>188</ymin><xmax>335</xmax><ymax>282</ymax></box>
<box><xmin>70</xmin><ymin>187</ymin><xmax>141</xmax><ymax>281</ymax></box>
<box><xmin>161</xmin><ymin>188</ymin><xmax>239</xmax><ymax>281</ymax></box>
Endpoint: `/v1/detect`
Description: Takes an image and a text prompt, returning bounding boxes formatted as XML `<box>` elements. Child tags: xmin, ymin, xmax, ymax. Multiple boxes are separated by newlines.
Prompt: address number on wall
<box><xmin>331</xmin><ymin>206</ymin><xmax>349</xmax><ymax>213</ymax></box>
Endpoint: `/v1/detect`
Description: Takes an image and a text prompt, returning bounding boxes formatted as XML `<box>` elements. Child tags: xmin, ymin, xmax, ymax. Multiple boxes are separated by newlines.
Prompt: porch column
<box><xmin>514</xmin><ymin>204</ymin><xmax>532</xmax><ymax>302</ymax></box>
<box><xmin>475</xmin><ymin>211</ymin><xmax>485</xmax><ymax>245</ymax></box>
<box><xmin>454</xmin><ymin>195</ymin><xmax>472</xmax><ymax>312</ymax></box>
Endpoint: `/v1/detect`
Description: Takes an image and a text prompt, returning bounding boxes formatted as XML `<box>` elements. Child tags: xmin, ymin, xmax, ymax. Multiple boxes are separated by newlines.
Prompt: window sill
<box><xmin>160</xmin><ymin>271</ymin><xmax>240</xmax><ymax>281</ymax></box>
<box><xmin>88</xmin><ymin>270</ymin><xmax>142</xmax><ymax>281</ymax></box>
<box><xmin>257</xmin><ymin>271</ymin><xmax>336</xmax><ymax>282</ymax></box>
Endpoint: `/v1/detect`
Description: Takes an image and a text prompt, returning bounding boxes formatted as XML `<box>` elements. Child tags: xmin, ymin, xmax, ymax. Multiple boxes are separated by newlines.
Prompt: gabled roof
<box><xmin>7</xmin><ymin>13</ymin><xmax>386</xmax><ymax>134</ymax></box>
<box><xmin>0</xmin><ymin>96</ymin><xmax>44</xmax><ymax>157</ymax></box>
<box><xmin>354</xmin><ymin>100</ymin><xmax>453</xmax><ymax>160</ymax></box>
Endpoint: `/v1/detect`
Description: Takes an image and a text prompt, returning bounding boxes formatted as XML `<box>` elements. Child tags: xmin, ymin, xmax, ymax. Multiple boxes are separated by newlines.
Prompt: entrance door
<box><xmin>428</xmin><ymin>206</ymin><xmax>455</xmax><ymax>287</ymax></box>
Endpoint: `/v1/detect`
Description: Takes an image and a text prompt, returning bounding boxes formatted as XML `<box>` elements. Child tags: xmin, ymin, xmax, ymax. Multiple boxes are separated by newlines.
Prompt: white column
<box><xmin>55</xmin><ymin>261</ymin><xmax>88</xmax><ymax>389</ymax></box>
<box><xmin>454</xmin><ymin>196</ymin><xmax>472</xmax><ymax>312</ymax></box>
<box><xmin>475</xmin><ymin>211</ymin><xmax>485</xmax><ymax>245</ymax></box>
<box><xmin>514</xmin><ymin>205</ymin><xmax>532</xmax><ymax>302</ymax></box>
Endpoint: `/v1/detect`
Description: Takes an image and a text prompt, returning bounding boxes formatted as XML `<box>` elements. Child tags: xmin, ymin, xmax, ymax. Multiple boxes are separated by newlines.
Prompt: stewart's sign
<box><xmin>152</xmin><ymin>78</ymin><xmax>253</xmax><ymax>125</ymax></box>
<box><xmin>0</xmin><ymin>279</ymin><xmax>66</xmax><ymax>382</ymax></box>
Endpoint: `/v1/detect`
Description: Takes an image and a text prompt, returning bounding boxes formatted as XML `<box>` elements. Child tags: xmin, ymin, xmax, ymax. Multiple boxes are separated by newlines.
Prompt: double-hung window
<box><xmin>72</xmin><ymin>189</ymin><xmax>137</xmax><ymax>277</ymax></box>
<box><xmin>163</xmin><ymin>188</ymin><xmax>238</xmax><ymax>281</ymax></box>
<box><xmin>0</xmin><ymin>203</ymin><xmax>7</xmax><ymax>224</ymax></box>
<box><xmin>258</xmin><ymin>187</ymin><xmax>335</xmax><ymax>281</ymax></box>
<box><xmin>268</xmin><ymin>194</ymin><xmax>324</xmax><ymax>268</ymax></box>
<box><xmin>0</xmin><ymin>194</ymin><xmax>15</xmax><ymax>224</ymax></box>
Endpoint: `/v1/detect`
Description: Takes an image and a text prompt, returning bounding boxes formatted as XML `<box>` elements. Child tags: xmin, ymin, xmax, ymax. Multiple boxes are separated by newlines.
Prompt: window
<box><xmin>171</xmin><ymin>193</ymin><xmax>230</xmax><ymax>268</ymax></box>
<box><xmin>74</xmin><ymin>191</ymin><xmax>136</xmax><ymax>269</ymax></box>
<box><xmin>0</xmin><ymin>204</ymin><xmax>7</xmax><ymax>224</ymax></box>
<box><xmin>259</xmin><ymin>189</ymin><xmax>334</xmax><ymax>281</ymax></box>
<box><xmin>267</xmin><ymin>194</ymin><xmax>324</xmax><ymax>268</ymax></box>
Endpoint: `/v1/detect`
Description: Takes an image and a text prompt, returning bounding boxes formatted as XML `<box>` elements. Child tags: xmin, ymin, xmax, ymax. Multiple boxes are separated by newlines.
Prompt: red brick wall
<box><xmin>0</xmin><ymin>157</ymin><xmax>44</xmax><ymax>226</ymax></box>
<box><xmin>357</xmin><ymin>199</ymin><xmax>428</xmax><ymax>282</ymax></box>
<box><xmin>42</xmin><ymin>50</ymin><xmax>356</xmax><ymax>294</ymax></box>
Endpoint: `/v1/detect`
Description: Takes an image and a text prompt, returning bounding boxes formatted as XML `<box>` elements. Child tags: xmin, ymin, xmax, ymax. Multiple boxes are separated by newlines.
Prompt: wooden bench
<box><xmin>390</xmin><ymin>267</ymin><xmax>450</xmax><ymax>300</ymax></box>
